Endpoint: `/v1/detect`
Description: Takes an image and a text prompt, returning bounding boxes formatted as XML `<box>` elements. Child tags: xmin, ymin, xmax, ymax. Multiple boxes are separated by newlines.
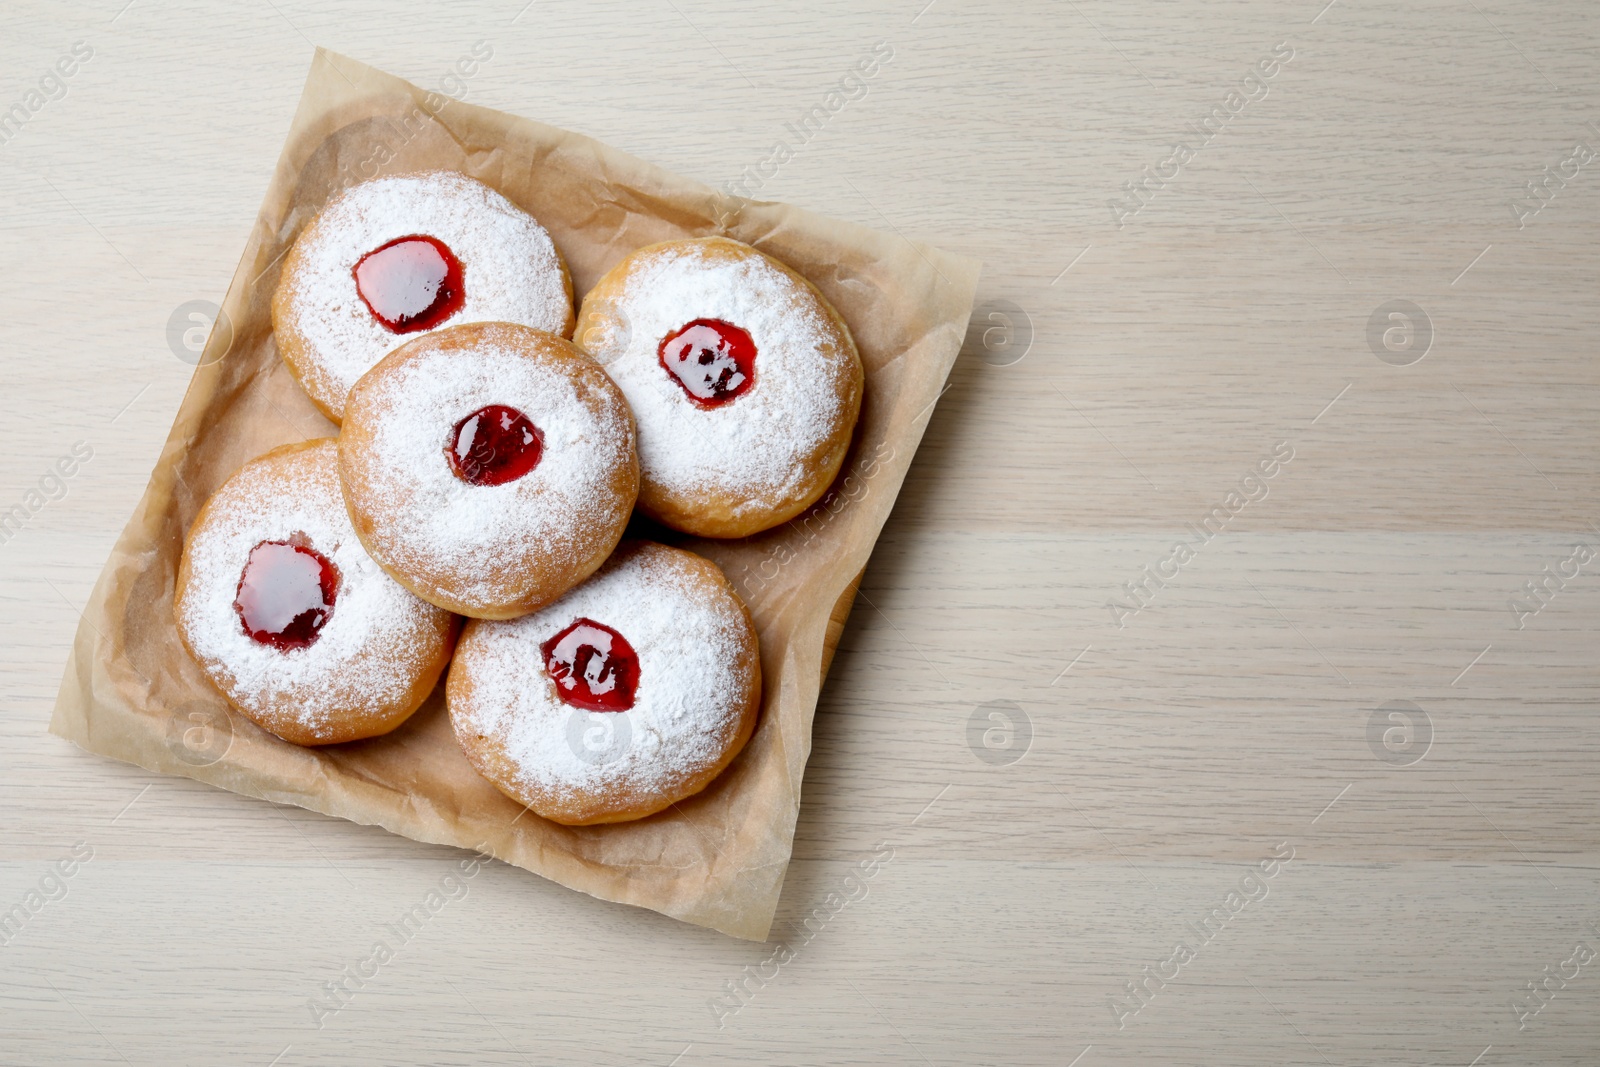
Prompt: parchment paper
<box><xmin>49</xmin><ymin>49</ymin><xmax>981</xmax><ymax>940</ymax></box>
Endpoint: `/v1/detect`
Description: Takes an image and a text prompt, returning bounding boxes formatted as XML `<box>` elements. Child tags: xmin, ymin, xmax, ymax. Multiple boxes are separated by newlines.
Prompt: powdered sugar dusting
<box><xmin>451</xmin><ymin>544</ymin><xmax>755</xmax><ymax>806</ymax></box>
<box><xmin>175</xmin><ymin>441</ymin><xmax>453</xmax><ymax>738</ymax></box>
<box><xmin>341</xmin><ymin>328</ymin><xmax>635</xmax><ymax>608</ymax></box>
<box><xmin>278</xmin><ymin>171</ymin><xmax>571</xmax><ymax>419</ymax></box>
<box><xmin>586</xmin><ymin>241</ymin><xmax>853</xmax><ymax>517</ymax></box>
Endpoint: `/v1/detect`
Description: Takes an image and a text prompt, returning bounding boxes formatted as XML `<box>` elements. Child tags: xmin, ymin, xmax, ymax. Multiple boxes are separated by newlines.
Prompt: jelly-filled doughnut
<box><xmin>338</xmin><ymin>322</ymin><xmax>638</xmax><ymax>620</ymax></box>
<box><xmin>446</xmin><ymin>541</ymin><xmax>761</xmax><ymax>826</ymax></box>
<box><xmin>174</xmin><ymin>439</ymin><xmax>458</xmax><ymax>746</ymax></box>
<box><xmin>575</xmin><ymin>236</ymin><xmax>863</xmax><ymax>538</ymax></box>
<box><xmin>272</xmin><ymin>170</ymin><xmax>574</xmax><ymax>422</ymax></box>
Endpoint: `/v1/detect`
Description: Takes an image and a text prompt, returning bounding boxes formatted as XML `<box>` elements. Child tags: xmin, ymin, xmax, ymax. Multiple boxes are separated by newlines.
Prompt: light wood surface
<box><xmin>4</xmin><ymin>2</ymin><xmax>1598</xmax><ymax>1065</ymax></box>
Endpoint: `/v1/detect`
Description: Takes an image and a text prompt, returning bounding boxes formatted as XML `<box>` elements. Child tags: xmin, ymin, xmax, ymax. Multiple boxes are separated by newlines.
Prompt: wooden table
<box><xmin>3</xmin><ymin>2</ymin><xmax>1597</xmax><ymax>1064</ymax></box>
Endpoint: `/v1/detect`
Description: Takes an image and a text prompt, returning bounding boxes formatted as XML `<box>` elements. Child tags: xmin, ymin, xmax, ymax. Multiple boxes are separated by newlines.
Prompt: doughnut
<box><xmin>446</xmin><ymin>541</ymin><xmax>761</xmax><ymax>825</ymax></box>
<box><xmin>271</xmin><ymin>170</ymin><xmax>575</xmax><ymax>423</ymax></box>
<box><xmin>574</xmin><ymin>236</ymin><xmax>863</xmax><ymax>538</ymax></box>
<box><xmin>174</xmin><ymin>439</ymin><xmax>458</xmax><ymax>746</ymax></box>
<box><xmin>338</xmin><ymin>322</ymin><xmax>639</xmax><ymax>620</ymax></box>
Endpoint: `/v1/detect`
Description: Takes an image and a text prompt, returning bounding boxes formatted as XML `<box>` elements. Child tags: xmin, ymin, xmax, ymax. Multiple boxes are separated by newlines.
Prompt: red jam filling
<box><xmin>234</xmin><ymin>539</ymin><xmax>339</xmax><ymax>651</ymax></box>
<box><xmin>446</xmin><ymin>404</ymin><xmax>543</xmax><ymax>486</ymax></box>
<box><xmin>540</xmin><ymin>618</ymin><xmax>639</xmax><ymax>712</ymax></box>
<box><xmin>658</xmin><ymin>318</ymin><xmax>756</xmax><ymax>407</ymax></box>
<box><xmin>353</xmin><ymin>234</ymin><xmax>464</xmax><ymax>333</ymax></box>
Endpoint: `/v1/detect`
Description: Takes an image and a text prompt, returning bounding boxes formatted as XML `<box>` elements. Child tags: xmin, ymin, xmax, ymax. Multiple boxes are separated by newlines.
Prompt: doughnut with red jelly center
<box><xmin>574</xmin><ymin>236</ymin><xmax>863</xmax><ymax>538</ymax></box>
<box><xmin>337</xmin><ymin>322</ymin><xmax>639</xmax><ymax>620</ymax></box>
<box><xmin>447</xmin><ymin>541</ymin><xmax>761</xmax><ymax>826</ymax></box>
<box><xmin>272</xmin><ymin>170</ymin><xmax>575</xmax><ymax>423</ymax></box>
<box><xmin>174</xmin><ymin>440</ymin><xmax>458</xmax><ymax>746</ymax></box>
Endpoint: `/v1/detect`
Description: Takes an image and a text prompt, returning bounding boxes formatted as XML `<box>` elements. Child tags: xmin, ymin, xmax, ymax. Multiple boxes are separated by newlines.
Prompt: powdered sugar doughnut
<box><xmin>338</xmin><ymin>322</ymin><xmax>638</xmax><ymax>620</ymax></box>
<box><xmin>174</xmin><ymin>440</ymin><xmax>458</xmax><ymax>746</ymax></box>
<box><xmin>447</xmin><ymin>541</ymin><xmax>761</xmax><ymax>825</ymax></box>
<box><xmin>272</xmin><ymin>170</ymin><xmax>574</xmax><ymax>422</ymax></box>
<box><xmin>575</xmin><ymin>237</ymin><xmax>863</xmax><ymax>538</ymax></box>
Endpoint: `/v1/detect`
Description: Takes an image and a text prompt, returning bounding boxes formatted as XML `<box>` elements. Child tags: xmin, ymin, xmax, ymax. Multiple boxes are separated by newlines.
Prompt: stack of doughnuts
<box><xmin>174</xmin><ymin>170</ymin><xmax>863</xmax><ymax>825</ymax></box>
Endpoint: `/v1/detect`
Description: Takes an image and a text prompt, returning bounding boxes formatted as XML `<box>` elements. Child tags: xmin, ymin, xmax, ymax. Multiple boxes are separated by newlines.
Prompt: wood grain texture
<box><xmin>1</xmin><ymin>1</ymin><xmax>1597</xmax><ymax>1065</ymax></box>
